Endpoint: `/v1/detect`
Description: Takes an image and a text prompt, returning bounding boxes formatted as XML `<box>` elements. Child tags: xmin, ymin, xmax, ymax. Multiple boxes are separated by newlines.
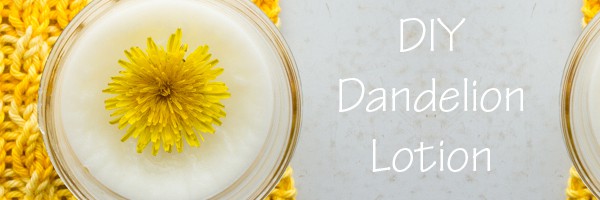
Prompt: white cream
<box><xmin>55</xmin><ymin>0</ymin><xmax>275</xmax><ymax>198</ymax></box>
<box><xmin>585</xmin><ymin>36</ymin><xmax>600</xmax><ymax>148</ymax></box>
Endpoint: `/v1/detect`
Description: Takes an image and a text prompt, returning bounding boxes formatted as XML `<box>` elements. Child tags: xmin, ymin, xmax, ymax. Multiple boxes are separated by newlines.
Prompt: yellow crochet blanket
<box><xmin>0</xmin><ymin>0</ymin><xmax>295</xmax><ymax>199</ymax></box>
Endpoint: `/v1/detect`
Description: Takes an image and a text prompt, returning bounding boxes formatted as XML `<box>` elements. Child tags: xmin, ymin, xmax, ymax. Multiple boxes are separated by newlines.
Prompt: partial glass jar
<box><xmin>38</xmin><ymin>0</ymin><xmax>301</xmax><ymax>199</ymax></box>
<box><xmin>562</xmin><ymin>13</ymin><xmax>600</xmax><ymax>197</ymax></box>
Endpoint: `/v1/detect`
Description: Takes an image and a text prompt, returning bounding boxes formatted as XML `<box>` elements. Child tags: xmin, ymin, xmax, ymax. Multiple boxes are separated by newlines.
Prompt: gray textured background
<box><xmin>279</xmin><ymin>0</ymin><xmax>581</xmax><ymax>199</ymax></box>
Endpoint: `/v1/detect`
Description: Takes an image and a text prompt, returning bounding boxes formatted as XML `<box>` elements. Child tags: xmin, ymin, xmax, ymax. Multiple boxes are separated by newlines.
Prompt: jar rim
<box><xmin>562</xmin><ymin>11</ymin><xmax>600</xmax><ymax>197</ymax></box>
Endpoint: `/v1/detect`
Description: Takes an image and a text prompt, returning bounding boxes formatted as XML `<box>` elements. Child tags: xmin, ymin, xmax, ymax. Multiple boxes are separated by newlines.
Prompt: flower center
<box><xmin>159</xmin><ymin>83</ymin><xmax>172</xmax><ymax>97</ymax></box>
<box><xmin>103</xmin><ymin>28</ymin><xmax>230</xmax><ymax>155</ymax></box>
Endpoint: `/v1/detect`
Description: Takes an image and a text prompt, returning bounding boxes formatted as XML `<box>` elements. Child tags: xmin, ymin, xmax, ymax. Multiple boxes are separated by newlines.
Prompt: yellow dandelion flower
<box><xmin>103</xmin><ymin>29</ymin><xmax>230</xmax><ymax>156</ymax></box>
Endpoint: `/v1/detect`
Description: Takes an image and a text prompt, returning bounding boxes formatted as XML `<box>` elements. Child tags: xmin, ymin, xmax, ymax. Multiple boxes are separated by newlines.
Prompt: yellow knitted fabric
<box><xmin>568</xmin><ymin>167</ymin><xmax>597</xmax><ymax>200</ymax></box>
<box><xmin>0</xmin><ymin>0</ymin><xmax>295</xmax><ymax>199</ymax></box>
<box><xmin>566</xmin><ymin>1</ymin><xmax>600</xmax><ymax>199</ymax></box>
<box><xmin>583</xmin><ymin>0</ymin><xmax>600</xmax><ymax>26</ymax></box>
<box><xmin>251</xmin><ymin>0</ymin><xmax>281</xmax><ymax>26</ymax></box>
<box><xmin>0</xmin><ymin>0</ymin><xmax>88</xmax><ymax>199</ymax></box>
<box><xmin>266</xmin><ymin>167</ymin><xmax>297</xmax><ymax>200</ymax></box>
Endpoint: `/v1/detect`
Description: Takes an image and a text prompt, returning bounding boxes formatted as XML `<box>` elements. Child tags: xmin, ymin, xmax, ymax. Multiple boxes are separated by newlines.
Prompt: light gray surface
<box><xmin>279</xmin><ymin>0</ymin><xmax>582</xmax><ymax>199</ymax></box>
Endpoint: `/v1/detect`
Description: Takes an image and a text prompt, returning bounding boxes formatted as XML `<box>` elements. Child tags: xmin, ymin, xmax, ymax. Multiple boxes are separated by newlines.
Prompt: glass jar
<box><xmin>562</xmin><ymin>13</ymin><xmax>600</xmax><ymax>197</ymax></box>
<box><xmin>38</xmin><ymin>0</ymin><xmax>301</xmax><ymax>199</ymax></box>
